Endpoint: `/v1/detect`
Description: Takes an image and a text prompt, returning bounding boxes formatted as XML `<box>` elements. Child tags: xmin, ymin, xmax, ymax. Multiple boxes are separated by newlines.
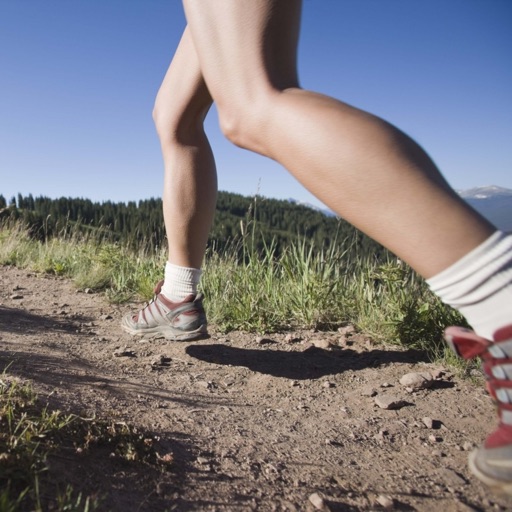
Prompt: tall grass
<box><xmin>0</xmin><ymin>217</ymin><xmax>466</xmax><ymax>358</ymax></box>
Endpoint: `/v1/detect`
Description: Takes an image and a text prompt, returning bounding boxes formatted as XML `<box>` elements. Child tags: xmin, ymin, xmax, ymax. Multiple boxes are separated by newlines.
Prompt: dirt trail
<box><xmin>1</xmin><ymin>266</ymin><xmax>511</xmax><ymax>511</ymax></box>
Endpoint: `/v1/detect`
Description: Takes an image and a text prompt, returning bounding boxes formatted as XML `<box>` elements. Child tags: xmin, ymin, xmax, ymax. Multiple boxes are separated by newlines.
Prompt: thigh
<box><xmin>154</xmin><ymin>26</ymin><xmax>213</xmax><ymax>133</ymax></box>
<box><xmin>182</xmin><ymin>0</ymin><xmax>302</xmax><ymax>106</ymax></box>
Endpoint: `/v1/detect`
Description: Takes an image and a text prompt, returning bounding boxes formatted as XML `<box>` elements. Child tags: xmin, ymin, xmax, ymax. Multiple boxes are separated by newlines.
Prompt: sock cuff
<box><xmin>161</xmin><ymin>262</ymin><xmax>202</xmax><ymax>301</ymax></box>
<box><xmin>165</xmin><ymin>262</ymin><xmax>202</xmax><ymax>284</ymax></box>
<box><xmin>427</xmin><ymin>231</ymin><xmax>511</xmax><ymax>290</ymax></box>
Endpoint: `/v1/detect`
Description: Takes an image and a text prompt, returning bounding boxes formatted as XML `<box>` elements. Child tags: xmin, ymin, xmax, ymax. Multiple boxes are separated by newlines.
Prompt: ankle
<box><xmin>161</xmin><ymin>262</ymin><xmax>202</xmax><ymax>302</ymax></box>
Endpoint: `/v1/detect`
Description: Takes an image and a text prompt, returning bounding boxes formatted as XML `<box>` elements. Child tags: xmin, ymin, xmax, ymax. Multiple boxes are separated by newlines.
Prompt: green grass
<box><xmin>0</xmin><ymin>218</ymin><xmax>467</xmax><ymax>356</ymax></box>
<box><xmin>0</xmin><ymin>373</ymin><xmax>176</xmax><ymax>511</ymax></box>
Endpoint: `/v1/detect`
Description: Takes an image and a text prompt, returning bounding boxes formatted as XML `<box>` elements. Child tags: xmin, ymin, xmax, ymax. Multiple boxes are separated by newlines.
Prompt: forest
<box><xmin>0</xmin><ymin>191</ymin><xmax>387</xmax><ymax>259</ymax></box>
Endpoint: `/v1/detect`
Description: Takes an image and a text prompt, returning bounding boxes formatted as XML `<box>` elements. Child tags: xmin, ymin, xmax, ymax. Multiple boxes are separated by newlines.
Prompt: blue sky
<box><xmin>1</xmin><ymin>0</ymin><xmax>511</xmax><ymax>209</ymax></box>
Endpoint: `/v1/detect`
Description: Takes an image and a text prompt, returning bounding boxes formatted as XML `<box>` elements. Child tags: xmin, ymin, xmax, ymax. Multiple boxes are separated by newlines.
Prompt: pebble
<box><xmin>463</xmin><ymin>441</ymin><xmax>474</xmax><ymax>451</ymax></box>
<box><xmin>99</xmin><ymin>314</ymin><xmax>113</xmax><ymax>320</ymax></box>
<box><xmin>437</xmin><ymin>468</ymin><xmax>466</xmax><ymax>487</ymax></box>
<box><xmin>431</xmin><ymin>369</ymin><xmax>446</xmax><ymax>379</ymax></box>
<box><xmin>374</xmin><ymin>395</ymin><xmax>408</xmax><ymax>410</ymax></box>
<box><xmin>10</xmin><ymin>294</ymin><xmax>23</xmax><ymax>300</ymax></box>
<box><xmin>290</xmin><ymin>380</ymin><xmax>299</xmax><ymax>387</ymax></box>
<box><xmin>338</xmin><ymin>325</ymin><xmax>355</xmax><ymax>336</ymax></box>
<box><xmin>428</xmin><ymin>434</ymin><xmax>443</xmax><ymax>443</ymax></box>
<box><xmin>256</xmin><ymin>336</ymin><xmax>273</xmax><ymax>345</ymax></box>
<box><xmin>312</xmin><ymin>339</ymin><xmax>331</xmax><ymax>349</ymax></box>
<box><xmin>308</xmin><ymin>492</ymin><xmax>325</xmax><ymax>510</ymax></box>
<box><xmin>284</xmin><ymin>333</ymin><xmax>300</xmax><ymax>344</ymax></box>
<box><xmin>113</xmin><ymin>346</ymin><xmax>135</xmax><ymax>357</ymax></box>
<box><xmin>151</xmin><ymin>355</ymin><xmax>169</xmax><ymax>367</ymax></box>
<box><xmin>361</xmin><ymin>387</ymin><xmax>377</xmax><ymax>397</ymax></box>
<box><xmin>422</xmin><ymin>417</ymin><xmax>435</xmax><ymax>429</ymax></box>
<box><xmin>399</xmin><ymin>372</ymin><xmax>433</xmax><ymax>391</ymax></box>
<box><xmin>380</xmin><ymin>382</ymin><xmax>393</xmax><ymax>388</ymax></box>
<box><xmin>375</xmin><ymin>495</ymin><xmax>394</xmax><ymax>509</ymax></box>
<box><xmin>322</xmin><ymin>381</ymin><xmax>335</xmax><ymax>388</ymax></box>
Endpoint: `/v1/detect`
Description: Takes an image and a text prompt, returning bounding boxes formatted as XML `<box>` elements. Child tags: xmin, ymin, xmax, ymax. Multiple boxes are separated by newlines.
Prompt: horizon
<box><xmin>1</xmin><ymin>1</ymin><xmax>511</xmax><ymax>209</ymax></box>
<box><xmin>3</xmin><ymin>183</ymin><xmax>511</xmax><ymax>213</ymax></box>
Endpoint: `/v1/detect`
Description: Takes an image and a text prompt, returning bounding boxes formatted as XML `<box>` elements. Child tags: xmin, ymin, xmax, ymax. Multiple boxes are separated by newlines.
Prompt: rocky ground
<box><xmin>1</xmin><ymin>265</ymin><xmax>511</xmax><ymax>512</ymax></box>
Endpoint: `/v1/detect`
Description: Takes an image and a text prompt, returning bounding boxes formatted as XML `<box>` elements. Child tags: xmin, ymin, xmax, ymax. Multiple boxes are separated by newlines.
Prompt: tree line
<box><xmin>0</xmin><ymin>191</ymin><xmax>387</xmax><ymax>259</ymax></box>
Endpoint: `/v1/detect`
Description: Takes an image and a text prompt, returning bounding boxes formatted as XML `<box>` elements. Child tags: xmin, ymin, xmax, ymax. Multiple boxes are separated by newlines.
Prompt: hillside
<box><xmin>0</xmin><ymin>191</ymin><xmax>383</xmax><ymax>258</ymax></box>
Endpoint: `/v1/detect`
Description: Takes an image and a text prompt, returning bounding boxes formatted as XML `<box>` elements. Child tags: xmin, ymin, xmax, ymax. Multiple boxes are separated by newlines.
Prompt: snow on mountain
<box><xmin>457</xmin><ymin>186</ymin><xmax>512</xmax><ymax>232</ymax></box>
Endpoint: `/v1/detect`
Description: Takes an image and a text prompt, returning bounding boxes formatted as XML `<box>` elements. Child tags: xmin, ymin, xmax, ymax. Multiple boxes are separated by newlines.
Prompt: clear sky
<box><xmin>1</xmin><ymin>0</ymin><xmax>511</xmax><ymax>209</ymax></box>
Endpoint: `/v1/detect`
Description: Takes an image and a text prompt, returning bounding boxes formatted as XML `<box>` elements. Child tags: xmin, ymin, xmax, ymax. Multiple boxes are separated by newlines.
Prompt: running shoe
<box><xmin>445</xmin><ymin>325</ymin><xmax>512</xmax><ymax>495</ymax></box>
<box><xmin>121</xmin><ymin>281</ymin><xmax>207</xmax><ymax>341</ymax></box>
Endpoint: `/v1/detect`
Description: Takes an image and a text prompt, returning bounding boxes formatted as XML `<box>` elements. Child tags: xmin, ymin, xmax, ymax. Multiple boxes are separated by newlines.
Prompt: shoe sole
<box><xmin>469</xmin><ymin>450</ymin><xmax>512</xmax><ymax>496</ymax></box>
<box><xmin>121</xmin><ymin>316</ymin><xmax>208</xmax><ymax>341</ymax></box>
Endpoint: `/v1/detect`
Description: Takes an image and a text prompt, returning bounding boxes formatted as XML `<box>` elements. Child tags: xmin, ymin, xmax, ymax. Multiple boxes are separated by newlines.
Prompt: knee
<box><xmin>152</xmin><ymin>102</ymin><xmax>181</xmax><ymax>145</ymax></box>
<box><xmin>216</xmin><ymin>92</ymin><xmax>276</xmax><ymax>153</ymax></box>
<box><xmin>152</xmin><ymin>98</ymin><xmax>207</xmax><ymax>147</ymax></box>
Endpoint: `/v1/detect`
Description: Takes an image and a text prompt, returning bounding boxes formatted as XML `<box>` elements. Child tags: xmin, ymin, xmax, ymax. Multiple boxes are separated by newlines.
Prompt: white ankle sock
<box><xmin>161</xmin><ymin>262</ymin><xmax>202</xmax><ymax>302</ymax></box>
<box><xmin>426</xmin><ymin>231</ymin><xmax>512</xmax><ymax>340</ymax></box>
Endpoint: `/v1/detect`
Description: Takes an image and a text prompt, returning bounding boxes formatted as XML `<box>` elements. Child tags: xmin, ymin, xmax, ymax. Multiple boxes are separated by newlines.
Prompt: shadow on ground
<box><xmin>186</xmin><ymin>343</ymin><xmax>429</xmax><ymax>380</ymax></box>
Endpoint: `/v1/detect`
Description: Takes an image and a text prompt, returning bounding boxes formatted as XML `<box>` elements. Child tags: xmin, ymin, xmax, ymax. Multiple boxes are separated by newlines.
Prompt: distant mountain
<box><xmin>289</xmin><ymin>185</ymin><xmax>512</xmax><ymax>232</ymax></box>
<box><xmin>458</xmin><ymin>186</ymin><xmax>512</xmax><ymax>232</ymax></box>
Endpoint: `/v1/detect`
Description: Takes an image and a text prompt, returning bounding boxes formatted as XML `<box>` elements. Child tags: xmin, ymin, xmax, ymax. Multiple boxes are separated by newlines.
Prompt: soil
<box><xmin>1</xmin><ymin>265</ymin><xmax>511</xmax><ymax>512</ymax></box>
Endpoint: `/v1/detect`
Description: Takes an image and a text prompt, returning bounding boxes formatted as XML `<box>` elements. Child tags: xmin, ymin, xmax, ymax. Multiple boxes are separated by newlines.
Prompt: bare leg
<box><xmin>121</xmin><ymin>28</ymin><xmax>212</xmax><ymax>341</ymax></box>
<box><xmin>182</xmin><ymin>0</ymin><xmax>494</xmax><ymax>279</ymax></box>
<box><xmin>154</xmin><ymin>27</ymin><xmax>216</xmax><ymax>270</ymax></box>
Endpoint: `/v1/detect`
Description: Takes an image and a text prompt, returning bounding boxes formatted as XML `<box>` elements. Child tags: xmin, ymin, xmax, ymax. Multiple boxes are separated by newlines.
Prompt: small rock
<box><xmin>375</xmin><ymin>429</ymin><xmax>388</xmax><ymax>441</ymax></box>
<box><xmin>437</xmin><ymin>468</ymin><xmax>467</xmax><ymax>487</ymax></box>
<box><xmin>322</xmin><ymin>381</ymin><xmax>335</xmax><ymax>388</ymax></box>
<box><xmin>10</xmin><ymin>294</ymin><xmax>23</xmax><ymax>300</ymax></box>
<box><xmin>361</xmin><ymin>386</ymin><xmax>378</xmax><ymax>397</ymax></box>
<box><xmin>463</xmin><ymin>441</ymin><xmax>474</xmax><ymax>451</ymax></box>
<box><xmin>428</xmin><ymin>434</ymin><xmax>443</xmax><ymax>443</ymax></box>
<box><xmin>431</xmin><ymin>368</ymin><xmax>446</xmax><ymax>379</ymax></box>
<box><xmin>312</xmin><ymin>339</ymin><xmax>331</xmax><ymax>349</ymax></box>
<box><xmin>284</xmin><ymin>333</ymin><xmax>300</xmax><ymax>344</ymax></box>
<box><xmin>374</xmin><ymin>395</ymin><xmax>408</xmax><ymax>410</ymax></box>
<box><xmin>99</xmin><ymin>314</ymin><xmax>113</xmax><ymax>320</ymax></box>
<box><xmin>380</xmin><ymin>382</ymin><xmax>393</xmax><ymax>388</ymax></box>
<box><xmin>196</xmin><ymin>456</ymin><xmax>209</xmax><ymax>465</ymax></box>
<box><xmin>338</xmin><ymin>325</ymin><xmax>355</xmax><ymax>336</ymax></box>
<box><xmin>290</xmin><ymin>380</ymin><xmax>299</xmax><ymax>387</ymax></box>
<box><xmin>308</xmin><ymin>492</ymin><xmax>325</xmax><ymax>510</ymax></box>
<box><xmin>375</xmin><ymin>495</ymin><xmax>394</xmax><ymax>509</ymax></box>
<box><xmin>422</xmin><ymin>417</ymin><xmax>435</xmax><ymax>429</ymax></box>
<box><xmin>255</xmin><ymin>336</ymin><xmax>274</xmax><ymax>345</ymax></box>
<box><xmin>151</xmin><ymin>355</ymin><xmax>169</xmax><ymax>367</ymax></box>
<box><xmin>399</xmin><ymin>372</ymin><xmax>433</xmax><ymax>390</ymax></box>
<box><xmin>113</xmin><ymin>346</ymin><xmax>135</xmax><ymax>357</ymax></box>
<box><xmin>84</xmin><ymin>288</ymin><xmax>93</xmax><ymax>294</ymax></box>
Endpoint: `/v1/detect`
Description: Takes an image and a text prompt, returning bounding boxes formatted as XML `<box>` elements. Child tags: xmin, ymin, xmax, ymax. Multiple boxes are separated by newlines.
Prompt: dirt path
<box><xmin>1</xmin><ymin>266</ymin><xmax>510</xmax><ymax>511</ymax></box>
